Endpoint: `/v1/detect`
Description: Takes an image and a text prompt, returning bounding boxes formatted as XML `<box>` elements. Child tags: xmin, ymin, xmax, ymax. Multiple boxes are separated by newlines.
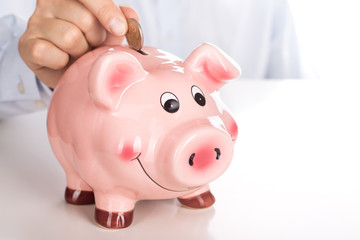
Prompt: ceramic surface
<box><xmin>47</xmin><ymin>43</ymin><xmax>240</xmax><ymax>228</ymax></box>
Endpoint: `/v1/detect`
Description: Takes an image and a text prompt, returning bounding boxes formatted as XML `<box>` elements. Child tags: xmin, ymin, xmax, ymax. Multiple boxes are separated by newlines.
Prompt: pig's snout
<box><xmin>156</xmin><ymin>123</ymin><xmax>234</xmax><ymax>190</ymax></box>
<box><xmin>188</xmin><ymin>147</ymin><xmax>221</xmax><ymax>168</ymax></box>
<box><xmin>179</xmin><ymin>130</ymin><xmax>230</xmax><ymax>175</ymax></box>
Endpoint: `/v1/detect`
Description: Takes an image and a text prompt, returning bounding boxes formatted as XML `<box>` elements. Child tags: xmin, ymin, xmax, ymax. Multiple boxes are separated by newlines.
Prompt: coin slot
<box><xmin>138</xmin><ymin>49</ymin><xmax>148</xmax><ymax>55</ymax></box>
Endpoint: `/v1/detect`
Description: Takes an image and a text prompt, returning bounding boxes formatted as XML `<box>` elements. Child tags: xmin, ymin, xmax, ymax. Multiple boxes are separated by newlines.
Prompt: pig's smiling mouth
<box><xmin>131</xmin><ymin>153</ymin><xmax>202</xmax><ymax>192</ymax></box>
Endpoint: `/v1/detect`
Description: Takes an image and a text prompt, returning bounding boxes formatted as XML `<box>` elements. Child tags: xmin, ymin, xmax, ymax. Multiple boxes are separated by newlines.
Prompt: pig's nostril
<box><xmin>214</xmin><ymin>148</ymin><xmax>221</xmax><ymax>160</ymax></box>
<box><xmin>189</xmin><ymin>153</ymin><xmax>195</xmax><ymax>166</ymax></box>
<box><xmin>189</xmin><ymin>148</ymin><xmax>221</xmax><ymax>167</ymax></box>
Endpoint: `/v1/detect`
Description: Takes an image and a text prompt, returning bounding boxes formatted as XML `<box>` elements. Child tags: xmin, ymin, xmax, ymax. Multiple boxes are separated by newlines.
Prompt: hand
<box><xmin>18</xmin><ymin>0</ymin><xmax>139</xmax><ymax>89</ymax></box>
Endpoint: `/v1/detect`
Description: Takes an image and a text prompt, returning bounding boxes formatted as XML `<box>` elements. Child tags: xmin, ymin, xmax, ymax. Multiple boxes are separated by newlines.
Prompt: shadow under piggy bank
<box><xmin>131</xmin><ymin>199</ymin><xmax>216</xmax><ymax>239</ymax></box>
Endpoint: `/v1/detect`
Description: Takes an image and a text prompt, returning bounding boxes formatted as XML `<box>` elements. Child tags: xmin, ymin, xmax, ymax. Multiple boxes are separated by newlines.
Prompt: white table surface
<box><xmin>1</xmin><ymin>79</ymin><xmax>359</xmax><ymax>240</ymax></box>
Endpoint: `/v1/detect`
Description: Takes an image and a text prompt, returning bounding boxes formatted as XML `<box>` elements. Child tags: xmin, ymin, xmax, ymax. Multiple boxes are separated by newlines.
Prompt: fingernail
<box><xmin>109</xmin><ymin>17</ymin><xmax>126</xmax><ymax>36</ymax></box>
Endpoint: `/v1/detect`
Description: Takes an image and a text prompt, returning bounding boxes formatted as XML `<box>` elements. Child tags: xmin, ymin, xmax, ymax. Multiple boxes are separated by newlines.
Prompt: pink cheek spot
<box><xmin>117</xmin><ymin>137</ymin><xmax>142</xmax><ymax>161</ymax></box>
<box><xmin>191</xmin><ymin>147</ymin><xmax>215</xmax><ymax>170</ymax></box>
<box><xmin>119</xmin><ymin>145</ymin><xmax>136</xmax><ymax>160</ymax></box>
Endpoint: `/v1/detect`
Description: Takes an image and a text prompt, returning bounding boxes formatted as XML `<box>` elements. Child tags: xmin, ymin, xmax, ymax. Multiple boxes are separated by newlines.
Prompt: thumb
<box><xmin>104</xmin><ymin>6</ymin><xmax>140</xmax><ymax>46</ymax></box>
<box><xmin>78</xmin><ymin>0</ymin><xmax>127</xmax><ymax>36</ymax></box>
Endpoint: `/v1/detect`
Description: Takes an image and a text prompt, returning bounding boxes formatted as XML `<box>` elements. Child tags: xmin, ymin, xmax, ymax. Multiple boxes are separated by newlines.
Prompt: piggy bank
<box><xmin>47</xmin><ymin>43</ymin><xmax>240</xmax><ymax>229</ymax></box>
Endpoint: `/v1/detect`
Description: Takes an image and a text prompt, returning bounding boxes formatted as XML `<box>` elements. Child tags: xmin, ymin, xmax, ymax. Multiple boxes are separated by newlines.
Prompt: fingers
<box><xmin>120</xmin><ymin>5</ymin><xmax>140</xmax><ymax>21</ymax></box>
<box><xmin>78</xmin><ymin>0</ymin><xmax>127</xmax><ymax>36</ymax></box>
<box><xmin>37</xmin><ymin>17</ymin><xmax>91</xmax><ymax>58</ymax></box>
<box><xmin>19</xmin><ymin>15</ymin><xmax>89</xmax><ymax>76</ymax></box>
<box><xmin>54</xmin><ymin>0</ymin><xmax>106</xmax><ymax>47</ymax></box>
<box><xmin>19</xmin><ymin>37</ymin><xmax>69</xmax><ymax>71</ymax></box>
<box><xmin>103</xmin><ymin>6</ymin><xmax>140</xmax><ymax>46</ymax></box>
<box><xmin>18</xmin><ymin>0</ymin><xmax>140</xmax><ymax>89</ymax></box>
<box><xmin>18</xmin><ymin>36</ymin><xmax>69</xmax><ymax>89</ymax></box>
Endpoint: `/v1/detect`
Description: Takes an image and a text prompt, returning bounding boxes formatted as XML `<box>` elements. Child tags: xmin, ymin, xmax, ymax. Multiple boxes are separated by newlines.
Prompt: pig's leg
<box><xmin>49</xmin><ymin>137</ymin><xmax>94</xmax><ymax>205</ymax></box>
<box><xmin>64</xmin><ymin>172</ymin><xmax>95</xmax><ymax>205</ymax></box>
<box><xmin>93</xmin><ymin>190</ymin><xmax>136</xmax><ymax>229</ymax></box>
<box><xmin>178</xmin><ymin>185</ymin><xmax>215</xmax><ymax>208</ymax></box>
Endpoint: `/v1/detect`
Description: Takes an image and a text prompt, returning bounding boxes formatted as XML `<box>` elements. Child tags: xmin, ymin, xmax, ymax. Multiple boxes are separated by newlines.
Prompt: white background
<box><xmin>289</xmin><ymin>0</ymin><xmax>360</xmax><ymax>80</ymax></box>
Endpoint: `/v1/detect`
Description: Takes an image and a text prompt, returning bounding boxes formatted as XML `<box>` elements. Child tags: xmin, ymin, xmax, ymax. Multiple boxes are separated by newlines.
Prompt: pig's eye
<box><xmin>191</xmin><ymin>85</ymin><xmax>206</xmax><ymax>106</ymax></box>
<box><xmin>160</xmin><ymin>92</ymin><xmax>179</xmax><ymax>113</ymax></box>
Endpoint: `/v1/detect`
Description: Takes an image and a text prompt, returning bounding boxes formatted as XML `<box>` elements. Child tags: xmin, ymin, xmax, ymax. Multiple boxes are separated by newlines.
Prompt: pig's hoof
<box><xmin>95</xmin><ymin>208</ymin><xmax>134</xmax><ymax>229</ymax></box>
<box><xmin>178</xmin><ymin>191</ymin><xmax>215</xmax><ymax>209</ymax></box>
<box><xmin>65</xmin><ymin>187</ymin><xmax>95</xmax><ymax>205</ymax></box>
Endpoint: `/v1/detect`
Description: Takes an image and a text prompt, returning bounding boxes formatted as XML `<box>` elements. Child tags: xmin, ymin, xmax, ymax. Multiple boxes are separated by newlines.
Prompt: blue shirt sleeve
<box><xmin>0</xmin><ymin>14</ymin><xmax>51</xmax><ymax>118</ymax></box>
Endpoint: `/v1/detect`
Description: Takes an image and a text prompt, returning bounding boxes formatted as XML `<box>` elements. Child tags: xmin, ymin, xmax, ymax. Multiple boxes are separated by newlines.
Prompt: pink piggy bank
<box><xmin>47</xmin><ymin>43</ymin><xmax>240</xmax><ymax>229</ymax></box>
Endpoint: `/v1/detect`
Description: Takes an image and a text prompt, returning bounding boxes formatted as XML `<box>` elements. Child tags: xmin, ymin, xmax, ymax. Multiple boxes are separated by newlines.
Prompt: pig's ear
<box><xmin>184</xmin><ymin>43</ymin><xmax>241</xmax><ymax>90</ymax></box>
<box><xmin>88</xmin><ymin>51</ymin><xmax>147</xmax><ymax>110</ymax></box>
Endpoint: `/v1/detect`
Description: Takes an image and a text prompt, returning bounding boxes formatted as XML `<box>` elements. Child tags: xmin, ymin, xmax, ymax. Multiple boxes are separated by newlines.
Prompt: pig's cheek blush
<box><xmin>117</xmin><ymin>137</ymin><xmax>142</xmax><ymax>161</ymax></box>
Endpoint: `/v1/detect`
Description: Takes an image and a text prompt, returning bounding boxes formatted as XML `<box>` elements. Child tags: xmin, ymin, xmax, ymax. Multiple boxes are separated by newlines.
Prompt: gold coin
<box><xmin>125</xmin><ymin>18</ymin><xmax>144</xmax><ymax>52</ymax></box>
